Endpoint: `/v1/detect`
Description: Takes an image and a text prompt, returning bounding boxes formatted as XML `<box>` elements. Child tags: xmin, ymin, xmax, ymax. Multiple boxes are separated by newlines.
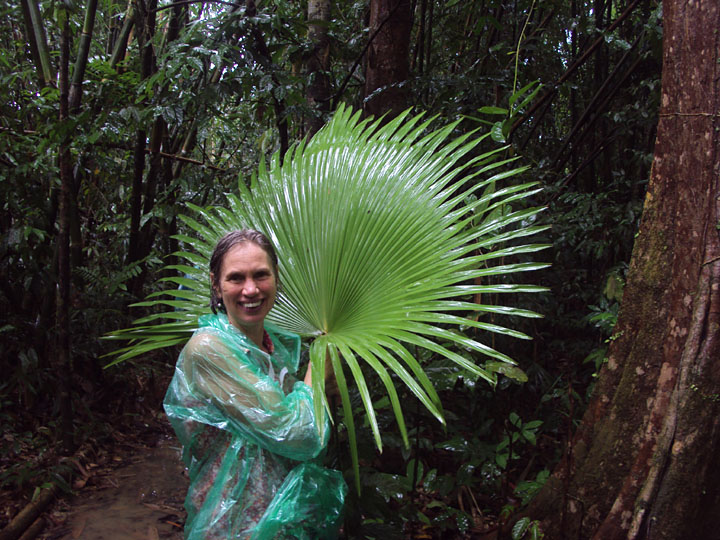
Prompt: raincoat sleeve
<box><xmin>180</xmin><ymin>330</ymin><xmax>328</xmax><ymax>461</ymax></box>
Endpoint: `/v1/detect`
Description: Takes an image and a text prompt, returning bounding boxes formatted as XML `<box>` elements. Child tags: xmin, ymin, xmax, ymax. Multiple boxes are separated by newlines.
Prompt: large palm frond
<box><xmin>106</xmin><ymin>106</ymin><xmax>549</xmax><ymax>490</ymax></box>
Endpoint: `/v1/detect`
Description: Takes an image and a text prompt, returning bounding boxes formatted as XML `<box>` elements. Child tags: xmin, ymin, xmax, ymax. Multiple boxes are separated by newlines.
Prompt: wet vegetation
<box><xmin>0</xmin><ymin>0</ymin><xmax>662</xmax><ymax>537</ymax></box>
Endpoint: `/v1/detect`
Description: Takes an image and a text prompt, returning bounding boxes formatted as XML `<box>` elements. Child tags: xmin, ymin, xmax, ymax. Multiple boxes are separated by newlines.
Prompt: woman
<box><xmin>164</xmin><ymin>230</ymin><xmax>346</xmax><ymax>539</ymax></box>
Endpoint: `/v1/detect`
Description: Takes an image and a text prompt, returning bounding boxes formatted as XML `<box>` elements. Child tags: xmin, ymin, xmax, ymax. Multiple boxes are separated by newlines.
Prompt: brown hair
<box><xmin>209</xmin><ymin>229</ymin><xmax>279</xmax><ymax>313</ymax></box>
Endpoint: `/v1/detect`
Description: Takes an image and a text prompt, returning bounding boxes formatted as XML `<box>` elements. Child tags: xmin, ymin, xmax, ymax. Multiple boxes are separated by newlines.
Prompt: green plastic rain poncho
<box><xmin>164</xmin><ymin>312</ymin><xmax>346</xmax><ymax>540</ymax></box>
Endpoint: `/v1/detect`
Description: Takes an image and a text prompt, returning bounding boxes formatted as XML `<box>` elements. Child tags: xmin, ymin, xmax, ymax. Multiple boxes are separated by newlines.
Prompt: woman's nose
<box><xmin>243</xmin><ymin>279</ymin><xmax>258</xmax><ymax>295</ymax></box>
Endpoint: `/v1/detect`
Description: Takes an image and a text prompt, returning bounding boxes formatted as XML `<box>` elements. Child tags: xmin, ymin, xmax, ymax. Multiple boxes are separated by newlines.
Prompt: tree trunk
<box><xmin>109</xmin><ymin>5</ymin><xmax>134</xmax><ymax>69</ymax></box>
<box><xmin>246</xmin><ymin>0</ymin><xmax>289</xmax><ymax>158</ymax></box>
<box><xmin>68</xmin><ymin>0</ymin><xmax>99</xmax><ymax>112</ymax></box>
<box><xmin>127</xmin><ymin>0</ymin><xmax>157</xmax><ymax>295</ymax></box>
<box><xmin>363</xmin><ymin>0</ymin><xmax>412</xmax><ymax>119</ymax></box>
<box><xmin>20</xmin><ymin>0</ymin><xmax>53</xmax><ymax>86</ymax></box>
<box><xmin>305</xmin><ymin>0</ymin><xmax>331</xmax><ymax>136</ymax></box>
<box><xmin>521</xmin><ymin>1</ymin><xmax>720</xmax><ymax>538</ymax></box>
<box><xmin>57</xmin><ymin>10</ymin><xmax>75</xmax><ymax>455</ymax></box>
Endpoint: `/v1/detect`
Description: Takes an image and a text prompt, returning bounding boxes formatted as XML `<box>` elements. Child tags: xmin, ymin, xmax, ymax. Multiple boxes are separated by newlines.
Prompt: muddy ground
<box><xmin>40</xmin><ymin>425</ymin><xmax>188</xmax><ymax>540</ymax></box>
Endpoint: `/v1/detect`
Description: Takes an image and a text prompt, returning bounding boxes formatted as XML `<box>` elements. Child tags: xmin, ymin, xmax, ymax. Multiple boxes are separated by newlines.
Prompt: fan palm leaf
<box><xmin>105</xmin><ymin>105</ymin><xmax>549</xmax><ymax>491</ymax></box>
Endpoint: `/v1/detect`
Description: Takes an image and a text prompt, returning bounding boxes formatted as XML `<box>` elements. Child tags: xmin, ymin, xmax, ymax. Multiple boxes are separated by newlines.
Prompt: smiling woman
<box><xmin>210</xmin><ymin>231</ymin><xmax>278</xmax><ymax>348</ymax></box>
<box><xmin>164</xmin><ymin>229</ymin><xmax>346</xmax><ymax>540</ymax></box>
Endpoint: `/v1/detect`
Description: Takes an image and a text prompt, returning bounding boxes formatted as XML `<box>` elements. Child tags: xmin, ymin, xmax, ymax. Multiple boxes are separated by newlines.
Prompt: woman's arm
<box><xmin>182</xmin><ymin>331</ymin><xmax>328</xmax><ymax>461</ymax></box>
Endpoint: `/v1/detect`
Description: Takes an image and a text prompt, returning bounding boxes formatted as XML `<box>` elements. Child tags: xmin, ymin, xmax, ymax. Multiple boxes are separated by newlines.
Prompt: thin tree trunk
<box><xmin>69</xmin><ymin>0</ymin><xmax>99</xmax><ymax>112</ymax></box>
<box><xmin>110</xmin><ymin>5</ymin><xmax>135</xmax><ymax>69</ymax></box>
<box><xmin>246</xmin><ymin>0</ymin><xmax>289</xmax><ymax>158</ymax></box>
<box><xmin>57</xmin><ymin>9</ymin><xmax>75</xmax><ymax>455</ymax></box>
<box><xmin>414</xmin><ymin>0</ymin><xmax>426</xmax><ymax>74</ymax></box>
<box><xmin>19</xmin><ymin>0</ymin><xmax>45</xmax><ymax>88</ymax></box>
<box><xmin>159</xmin><ymin>0</ymin><xmax>187</xmax><ymax>53</ymax></box>
<box><xmin>127</xmin><ymin>0</ymin><xmax>157</xmax><ymax>288</ymax></box>
<box><xmin>552</xmin><ymin>34</ymin><xmax>643</xmax><ymax>171</ymax></box>
<box><xmin>106</xmin><ymin>0</ymin><xmax>119</xmax><ymax>54</ymax></box>
<box><xmin>20</xmin><ymin>0</ymin><xmax>54</xmax><ymax>86</ymax></box>
<box><xmin>424</xmin><ymin>0</ymin><xmax>432</xmax><ymax>77</ymax></box>
<box><xmin>128</xmin><ymin>128</ymin><xmax>146</xmax><ymax>271</ymax></box>
<box><xmin>171</xmin><ymin>120</ymin><xmax>197</xmax><ymax>178</ymax></box>
<box><xmin>509</xmin><ymin>0</ymin><xmax>643</xmax><ymax>139</ymax></box>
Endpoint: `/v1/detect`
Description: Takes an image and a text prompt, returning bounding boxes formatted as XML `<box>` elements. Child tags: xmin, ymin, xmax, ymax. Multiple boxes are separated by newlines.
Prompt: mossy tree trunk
<box><xmin>522</xmin><ymin>1</ymin><xmax>720</xmax><ymax>538</ymax></box>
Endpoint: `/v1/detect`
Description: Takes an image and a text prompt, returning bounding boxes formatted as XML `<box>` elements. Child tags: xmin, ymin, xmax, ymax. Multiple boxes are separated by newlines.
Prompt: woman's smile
<box><xmin>212</xmin><ymin>242</ymin><xmax>277</xmax><ymax>343</ymax></box>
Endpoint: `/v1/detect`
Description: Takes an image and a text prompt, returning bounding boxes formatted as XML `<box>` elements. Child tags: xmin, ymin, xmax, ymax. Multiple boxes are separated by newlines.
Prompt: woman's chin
<box><xmin>228</xmin><ymin>310</ymin><xmax>267</xmax><ymax>331</ymax></box>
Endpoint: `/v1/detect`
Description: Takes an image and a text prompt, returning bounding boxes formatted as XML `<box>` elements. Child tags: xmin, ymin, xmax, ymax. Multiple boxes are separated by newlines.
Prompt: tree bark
<box><xmin>521</xmin><ymin>1</ymin><xmax>720</xmax><ymax>538</ymax></box>
<box><xmin>127</xmin><ymin>0</ymin><xmax>157</xmax><ymax>293</ymax></box>
<box><xmin>245</xmin><ymin>0</ymin><xmax>289</xmax><ymax>158</ymax></box>
<box><xmin>306</xmin><ymin>0</ymin><xmax>331</xmax><ymax>136</ymax></box>
<box><xmin>363</xmin><ymin>0</ymin><xmax>412</xmax><ymax>119</ymax></box>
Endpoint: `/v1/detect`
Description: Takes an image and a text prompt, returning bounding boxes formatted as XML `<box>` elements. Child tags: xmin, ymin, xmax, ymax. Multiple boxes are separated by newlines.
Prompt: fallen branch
<box><xmin>0</xmin><ymin>485</ymin><xmax>58</xmax><ymax>540</ymax></box>
<box><xmin>16</xmin><ymin>518</ymin><xmax>45</xmax><ymax>540</ymax></box>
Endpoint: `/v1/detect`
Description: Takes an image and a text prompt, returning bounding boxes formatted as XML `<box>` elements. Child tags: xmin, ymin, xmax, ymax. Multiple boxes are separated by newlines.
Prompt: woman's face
<box><xmin>212</xmin><ymin>242</ymin><xmax>277</xmax><ymax>336</ymax></box>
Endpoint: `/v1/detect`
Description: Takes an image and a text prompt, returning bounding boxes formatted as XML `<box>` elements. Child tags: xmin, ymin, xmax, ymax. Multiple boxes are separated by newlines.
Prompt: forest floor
<box><xmin>1</xmin><ymin>409</ymin><xmax>188</xmax><ymax>540</ymax></box>
<box><xmin>2</xmin><ymin>394</ymin><xmax>502</xmax><ymax>540</ymax></box>
<box><xmin>43</xmin><ymin>420</ymin><xmax>188</xmax><ymax>540</ymax></box>
<box><xmin>2</xmin><ymin>411</ymin><xmax>506</xmax><ymax>540</ymax></box>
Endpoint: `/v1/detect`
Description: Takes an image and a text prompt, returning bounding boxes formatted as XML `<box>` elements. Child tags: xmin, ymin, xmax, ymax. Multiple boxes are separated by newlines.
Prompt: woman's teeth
<box><xmin>243</xmin><ymin>301</ymin><xmax>261</xmax><ymax>308</ymax></box>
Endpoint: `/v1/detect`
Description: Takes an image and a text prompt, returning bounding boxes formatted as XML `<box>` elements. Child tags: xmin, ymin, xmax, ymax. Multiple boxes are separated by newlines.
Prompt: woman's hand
<box><xmin>303</xmin><ymin>361</ymin><xmax>313</xmax><ymax>387</ymax></box>
<box><xmin>303</xmin><ymin>360</ymin><xmax>340</xmax><ymax>401</ymax></box>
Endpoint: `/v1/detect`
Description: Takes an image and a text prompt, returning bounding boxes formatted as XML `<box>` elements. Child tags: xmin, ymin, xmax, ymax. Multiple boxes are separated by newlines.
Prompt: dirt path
<box><xmin>44</xmin><ymin>434</ymin><xmax>188</xmax><ymax>540</ymax></box>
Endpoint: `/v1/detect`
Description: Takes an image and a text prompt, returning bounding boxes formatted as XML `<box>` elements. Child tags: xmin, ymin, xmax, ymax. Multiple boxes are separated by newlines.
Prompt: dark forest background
<box><xmin>1</xmin><ymin>0</ymin><xmax>665</xmax><ymax>537</ymax></box>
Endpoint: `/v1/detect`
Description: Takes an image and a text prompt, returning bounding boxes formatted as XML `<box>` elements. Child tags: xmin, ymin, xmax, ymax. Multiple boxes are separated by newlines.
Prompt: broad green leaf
<box><xmin>512</xmin><ymin>517</ymin><xmax>531</xmax><ymax>540</ymax></box>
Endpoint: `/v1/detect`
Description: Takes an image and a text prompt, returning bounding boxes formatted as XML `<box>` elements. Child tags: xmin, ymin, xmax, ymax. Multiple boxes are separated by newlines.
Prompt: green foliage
<box><xmin>470</xmin><ymin>80</ymin><xmax>543</xmax><ymax>144</ymax></box>
<box><xmin>107</xmin><ymin>105</ymin><xmax>550</xmax><ymax>492</ymax></box>
<box><xmin>512</xmin><ymin>517</ymin><xmax>545</xmax><ymax>540</ymax></box>
<box><xmin>0</xmin><ymin>0</ymin><xmax>662</xmax><ymax>524</ymax></box>
<box><xmin>0</xmin><ymin>403</ymin><xmax>73</xmax><ymax>494</ymax></box>
<box><xmin>495</xmin><ymin>412</ymin><xmax>542</xmax><ymax>469</ymax></box>
<box><xmin>514</xmin><ymin>469</ymin><xmax>550</xmax><ymax>506</ymax></box>
<box><xmin>582</xmin><ymin>263</ymin><xmax>627</xmax><ymax>379</ymax></box>
<box><xmin>337</xmin><ymin>346</ymin><xmax>551</xmax><ymax>536</ymax></box>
